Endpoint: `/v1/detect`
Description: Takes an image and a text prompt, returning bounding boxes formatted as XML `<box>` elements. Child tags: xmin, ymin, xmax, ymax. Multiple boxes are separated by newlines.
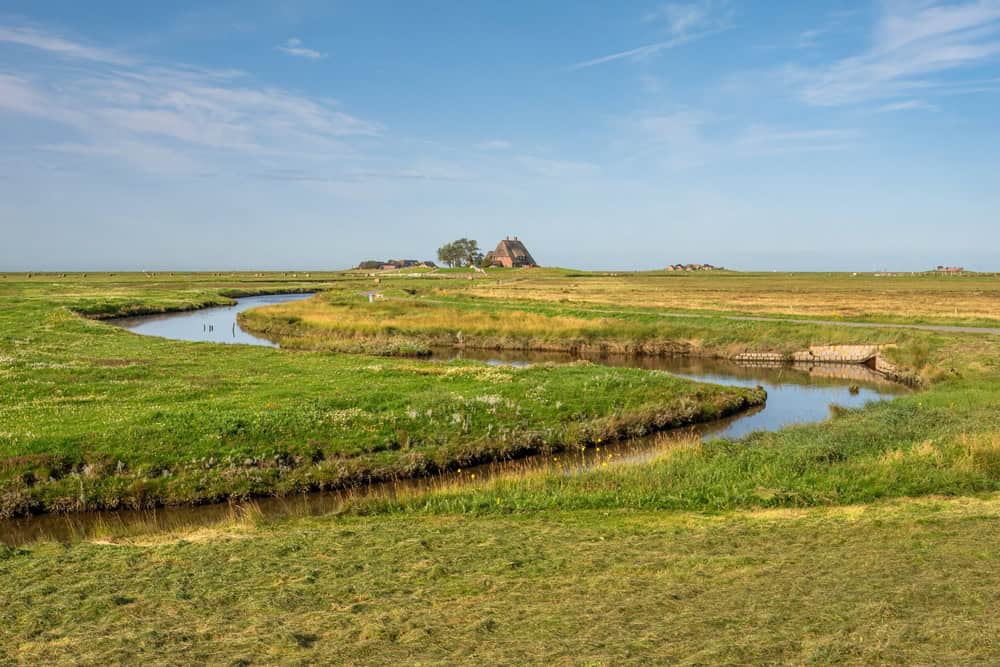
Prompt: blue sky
<box><xmin>1</xmin><ymin>1</ymin><xmax>998</xmax><ymax>271</ymax></box>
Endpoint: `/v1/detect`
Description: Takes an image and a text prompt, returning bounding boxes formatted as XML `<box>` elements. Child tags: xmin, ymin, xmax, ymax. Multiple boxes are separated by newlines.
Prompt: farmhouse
<box><xmin>665</xmin><ymin>263</ymin><xmax>725</xmax><ymax>272</ymax></box>
<box><xmin>485</xmin><ymin>237</ymin><xmax>538</xmax><ymax>268</ymax></box>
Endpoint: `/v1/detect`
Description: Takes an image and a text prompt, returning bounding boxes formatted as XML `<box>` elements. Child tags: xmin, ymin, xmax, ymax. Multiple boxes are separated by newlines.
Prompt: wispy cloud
<box><xmin>0</xmin><ymin>25</ymin><xmax>131</xmax><ymax>64</ymax></box>
<box><xmin>735</xmin><ymin>125</ymin><xmax>858</xmax><ymax>153</ymax></box>
<box><xmin>570</xmin><ymin>1</ymin><xmax>730</xmax><ymax>70</ymax></box>
<box><xmin>569</xmin><ymin>32</ymin><xmax>711</xmax><ymax>70</ymax></box>
<box><xmin>932</xmin><ymin>75</ymin><xmax>1000</xmax><ymax>94</ymax></box>
<box><xmin>0</xmin><ymin>73</ymin><xmax>63</xmax><ymax>118</ymax></box>
<box><xmin>797</xmin><ymin>27</ymin><xmax>829</xmax><ymax>49</ymax></box>
<box><xmin>254</xmin><ymin>162</ymin><xmax>475</xmax><ymax>184</ymax></box>
<box><xmin>277</xmin><ymin>37</ymin><xmax>325</xmax><ymax>60</ymax></box>
<box><xmin>475</xmin><ymin>139</ymin><xmax>512</xmax><ymax>150</ymax></box>
<box><xmin>517</xmin><ymin>155</ymin><xmax>601</xmax><ymax>177</ymax></box>
<box><xmin>629</xmin><ymin>111</ymin><xmax>857</xmax><ymax>169</ymax></box>
<box><xmin>645</xmin><ymin>1</ymin><xmax>716</xmax><ymax>35</ymax></box>
<box><xmin>0</xmin><ymin>25</ymin><xmax>374</xmax><ymax>174</ymax></box>
<box><xmin>791</xmin><ymin>0</ymin><xmax>1000</xmax><ymax>106</ymax></box>
<box><xmin>40</xmin><ymin>139</ymin><xmax>203</xmax><ymax>174</ymax></box>
<box><xmin>873</xmin><ymin>99</ymin><xmax>939</xmax><ymax>113</ymax></box>
<box><xmin>637</xmin><ymin>110</ymin><xmax>711</xmax><ymax>152</ymax></box>
<box><xmin>796</xmin><ymin>9</ymin><xmax>863</xmax><ymax>48</ymax></box>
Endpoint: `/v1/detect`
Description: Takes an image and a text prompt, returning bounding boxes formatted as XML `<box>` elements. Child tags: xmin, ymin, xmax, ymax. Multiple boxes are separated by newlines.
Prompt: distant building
<box><xmin>357</xmin><ymin>259</ymin><xmax>436</xmax><ymax>270</ymax></box>
<box><xmin>485</xmin><ymin>237</ymin><xmax>538</xmax><ymax>268</ymax></box>
<box><xmin>934</xmin><ymin>265</ymin><xmax>966</xmax><ymax>273</ymax></box>
<box><xmin>665</xmin><ymin>263</ymin><xmax>725</xmax><ymax>272</ymax></box>
<box><xmin>387</xmin><ymin>259</ymin><xmax>422</xmax><ymax>269</ymax></box>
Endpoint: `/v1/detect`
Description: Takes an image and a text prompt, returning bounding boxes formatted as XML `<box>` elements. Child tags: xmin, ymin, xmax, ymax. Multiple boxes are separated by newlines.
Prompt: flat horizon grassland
<box><xmin>2</xmin><ymin>269</ymin><xmax>1000</xmax><ymax>665</ymax></box>
<box><xmin>451</xmin><ymin>268</ymin><xmax>1000</xmax><ymax>326</ymax></box>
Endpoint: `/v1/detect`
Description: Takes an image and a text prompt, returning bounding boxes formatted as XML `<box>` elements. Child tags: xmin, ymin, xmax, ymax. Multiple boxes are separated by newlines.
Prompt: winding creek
<box><xmin>109</xmin><ymin>292</ymin><xmax>315</xmax><ymax>346</ymax></box>
<box><xmin>0</xmin><ymin>294</ymin><xmax>908</xmax><ymax>546</ymax></box>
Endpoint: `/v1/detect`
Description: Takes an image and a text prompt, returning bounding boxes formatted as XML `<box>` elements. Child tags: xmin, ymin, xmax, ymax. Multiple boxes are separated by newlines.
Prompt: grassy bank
<box><xmin>3</xmin><ymin>495</ymin><xmax>999</xmax><ymax>664</ymax></box>
<box><xmin>0</xmin><ymin>275</ymin><xmax>762</xmax><ymax>517</ymax></box>
<box><xmin>344</xmin><ymin>374</ymin><xmax>1000</xmax><ymax>516</ymax></box>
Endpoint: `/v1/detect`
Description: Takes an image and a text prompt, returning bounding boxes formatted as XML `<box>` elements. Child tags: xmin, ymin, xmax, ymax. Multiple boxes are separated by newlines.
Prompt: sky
<box><xmin>1</xmin><ymin>1</ymin><xmax>999</xmax><ymax>272</ymax></box>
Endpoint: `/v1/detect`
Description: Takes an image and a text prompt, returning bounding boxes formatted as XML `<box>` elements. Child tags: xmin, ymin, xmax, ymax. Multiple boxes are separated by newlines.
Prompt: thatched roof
<box><xmin>487</xmin><ymin>237</ymin><xmax>537</xmax><ymax>267</ymax></box>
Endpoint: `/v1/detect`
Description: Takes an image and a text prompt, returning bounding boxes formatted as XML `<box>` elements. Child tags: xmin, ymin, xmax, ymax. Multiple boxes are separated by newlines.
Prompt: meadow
<box><xmin>455</xmin><ymin>268</ymin><xmax>1000</xmax><ymax>325</ymax></box>
<box><xmin>0</xmin><ymin>273</ymin><xmax>763</xmax><ymax>517</ymax></box>
<box><xmin>2</xmin><ymin>268</ymin><xmax>999</xmax><ymax>664</ymax></box>
<box><xmin>4</xmin><ymin>497</ymin><xmax>1000</xmax><ymax>665</ymax></box>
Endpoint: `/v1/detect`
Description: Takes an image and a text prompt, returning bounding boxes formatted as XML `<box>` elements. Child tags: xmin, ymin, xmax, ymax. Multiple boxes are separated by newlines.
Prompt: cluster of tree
<box><xmin>437</xmin><ymin>238</ymin><xmax>484</xmax><ymax>268</ymax></box>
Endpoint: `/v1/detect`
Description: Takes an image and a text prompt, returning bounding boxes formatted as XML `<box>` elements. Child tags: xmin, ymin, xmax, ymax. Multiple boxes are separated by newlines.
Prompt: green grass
<box><xmin>3</xmin><ymin>271</ymin><xmax>997</xmax><ymax>517</ymax></box>
<box><xmin>3</xmin><ymin>495</ymin><xmax>999</xmax><ymax>665</ymax></box>
<box><xmin>3</xmin><ymin>270</ymin><xmax>1000</xmax><ymax>664</ymax></box>
<box><xmin>345</xmin><ymin>377</ymin><xmax>1000</xmax><ymax>517</ymax></box>
<box><xmin>0</xmin><ymin>274</ymin><xmax>762</xmax><ymax>516</ymax></box>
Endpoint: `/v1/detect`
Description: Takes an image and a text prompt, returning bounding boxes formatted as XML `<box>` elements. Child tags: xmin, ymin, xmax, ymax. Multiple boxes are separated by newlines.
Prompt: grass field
<box><xmin>0</xmin><ymin>274</ymin><xmax>764</xmax><ymax>517</ymax></box>
<box><xmin>3</xmin><ymin>496</ymin><xmax>1000</xmax><ymax>665</ymax></box>
<box><xmin>455</xmin><ymin>268</ymin><xmax>1000</xmax><ymax>326</ymax></box>
<box><xmin>2</xmin><ymin>268</ymin><xmax>999</xmax><ymax>664</ymax></box>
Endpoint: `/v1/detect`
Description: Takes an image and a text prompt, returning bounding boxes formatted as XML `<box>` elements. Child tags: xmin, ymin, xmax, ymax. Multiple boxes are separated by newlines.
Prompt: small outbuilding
<box><xmin>485</xmin><ymin>237</ymin><xmax>538</xmax><ymax>268</ymax></box>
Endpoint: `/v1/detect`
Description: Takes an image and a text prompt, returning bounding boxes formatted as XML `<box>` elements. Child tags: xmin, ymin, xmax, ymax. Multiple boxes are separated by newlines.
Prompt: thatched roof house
<box><xmin>485</xmin><ymin>237</ymin><xmax>538</xmax><ymax>268</ymax></box>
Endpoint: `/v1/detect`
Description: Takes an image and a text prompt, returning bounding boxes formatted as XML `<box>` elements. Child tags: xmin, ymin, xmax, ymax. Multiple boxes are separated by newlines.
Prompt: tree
<box><xmin>437</xmin><ymin>238</ymin><xmax>481</xmax><ymax>267</ymax></box>
<box><xmin>437</xmin><ymin>242</ymin><xmax>458</xmax><ymax>267</ymax></box>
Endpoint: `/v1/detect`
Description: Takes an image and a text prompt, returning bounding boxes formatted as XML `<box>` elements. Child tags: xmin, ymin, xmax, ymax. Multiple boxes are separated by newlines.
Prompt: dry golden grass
<box><xmin>459</xmin><ymin>271</ymin><xmax>1000</xmax><ymax>324</ymax></box>
<box><xmin>243</xmin><ymin>283</ymin><xmax>964</xmax><ymax>364</ymax></box>
<box><xmin>267</xmin><ymin>299</ymin><xmax>605</xmax><ymax>339</ymax></box>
